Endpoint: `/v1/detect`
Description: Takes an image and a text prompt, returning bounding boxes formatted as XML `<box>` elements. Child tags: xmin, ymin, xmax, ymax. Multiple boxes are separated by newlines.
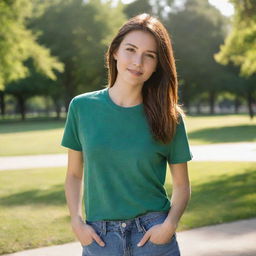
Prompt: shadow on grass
<box><xmin>189</xmin><ymin>125</ymin><xmax>256</xmax><ymax>143</ymax></box>
<box><xmin>0</xmin><ymin>119</ymin><xmax>66</xmax><ymax>134</ymax></box>
<box><xmin>0</xmin><ymin>184</ymin><xmax>66</xmax><ymax>206</ymax></box>
<box><xmin>166</xmin><ymin>168</ymin><xmax>256</xmax><ymax>229</ymax></box>
<box><xmin>186</xmin><ymin>168</ymin><xmax>256</xmax><ymax>225</ymax></box>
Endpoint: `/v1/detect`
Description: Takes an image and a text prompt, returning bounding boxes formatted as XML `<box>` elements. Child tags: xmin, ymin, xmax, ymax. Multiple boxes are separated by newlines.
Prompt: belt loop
<box><xmin>101</xmin><ymin>221</ymin><xmax>107</xmax><ymax>235</ymax></box>
<box><xmin>135</xmin><ymin>217</ymin><xmax>144</xmax><ymax>233</ymax></box>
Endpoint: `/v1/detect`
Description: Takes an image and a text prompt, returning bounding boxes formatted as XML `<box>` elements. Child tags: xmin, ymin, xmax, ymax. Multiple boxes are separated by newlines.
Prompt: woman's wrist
<box><xmin>162</xmin><ymin>218</ymin><xmax>178</xmax><ymax>230</ymax></box>
<box><xmin>71</xmin><ymin>215</ymin><xmax>84</xmax><ymax>226</ymax></box>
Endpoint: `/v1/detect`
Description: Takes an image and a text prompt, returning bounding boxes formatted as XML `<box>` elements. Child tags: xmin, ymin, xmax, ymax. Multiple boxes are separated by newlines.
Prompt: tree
<box><xmin>215</xmin><ymin>0</ymin><xmax>256</xmax><ymax>118</ymax></box>
<box><xmin>0</xmin><ymin>0</ymin><xmax>63</xmax><ymax>117</ymax></box>
<box><xmin>5</xmin><ymin>60</ymin><xmax>60</xmax><ymax>120</ymax></box>
<box><xmin>31</xmin><ymin>0</ymin><xmax>126</xmax><ymax>110</ymax></box>
<box><xmin>123</xmin><ymin>0</ymin><xmax>237</xmax><ymax>115</ymax></box>
<box><xmin>123</xmin><ymin>0</ymin><xmax>175</xmax><ymax>19</ymax></box>
<box><xmin>124</xmin><ymin>0</ymin><xmax>153</xmax><ymax>18</ymax></box>
<box><xmin>0</xmin><ymin>0</ymin><xmax>63</xmax><ymax>89</ymax></box>
<box><xmin>166</xmin><ymin>0</ymin><xmax>230</xmax><ymax>114</ymax></box>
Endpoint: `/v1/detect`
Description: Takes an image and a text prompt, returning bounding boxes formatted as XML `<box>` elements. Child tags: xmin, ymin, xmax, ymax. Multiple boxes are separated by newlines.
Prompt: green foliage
<box><xmin>229</xmin><ymin>0</ymin><xmax>256</xmax><ymax>21</ymax></box>
<box><xmin>215</xmin><ymin>0</ymin><xmax>256</xmax><ymax>77</ymax></box>
<box><xmin>5</xmin><ymin>60</ymin><xmax>55</xmax><ymax>97</ymax></box>
<box><xmin>0</xmin><ymin>0</ymin><xmax>64</xmax><ymax>90</ymax></box>
<box><xmin>31</xmin><ymin>0</ymin><xmax>126</xmax><ymax>103</ymax></box>
<box><xmin>124</xmin><ymin>0</ymin><xmax>153</xmax><ymax>18</ymax></box>
<box><xmin>165</xmin><ymin>0</ymin><xmax>231</xmax><ymax>104</ymax></box>
<box><xmin>123</xmin><ymin>0</ymin><xmax>175</xmax><ymax>19</ymax></box>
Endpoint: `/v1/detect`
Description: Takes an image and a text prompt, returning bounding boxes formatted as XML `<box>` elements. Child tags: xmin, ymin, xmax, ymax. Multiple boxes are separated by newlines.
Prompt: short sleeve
<box><xmin>61</xmin><ymin>98</ymin><xmax>82</xmax><ymax>151</ymax></box>
<box><xmin>167</xmin><ymin>116</ymin><xmax>193</xmax><ymax>164</ymax></box>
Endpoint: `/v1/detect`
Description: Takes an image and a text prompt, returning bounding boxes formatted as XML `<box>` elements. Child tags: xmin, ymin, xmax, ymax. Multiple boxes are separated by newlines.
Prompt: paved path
<box><xmin>191</xmin><ymin>142</ymin><xmax>256</xmax><ymax>162</ymax></box>
<box><xmin>0</xmin><ymin>142</ymin><xmax>255</xmax><ymax>171</ymax></box>
<box><xmin>0</xmin><ymin>154</ymin><xmax>67</xmax><ymax>171</ymax></box>
<box><xmin>3</xmin><ymin>218</ymin><xmax>256</xmax><ymax>256</ymax></box>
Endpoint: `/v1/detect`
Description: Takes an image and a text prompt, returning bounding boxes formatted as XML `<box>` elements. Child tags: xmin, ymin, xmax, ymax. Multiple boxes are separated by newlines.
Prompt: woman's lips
<box><xmin>127</xmin><ymin>69</ymin><xmax>143</xmax><ymax>76</ymax></box>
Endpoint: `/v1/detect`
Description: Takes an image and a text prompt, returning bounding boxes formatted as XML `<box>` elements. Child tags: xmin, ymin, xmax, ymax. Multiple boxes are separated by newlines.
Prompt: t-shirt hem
<box><xmin>169</xmin><ymin>155</ymin><xmax>193</xmax><ymax>164</ymax></box>
<box><xmin>61</xmin><ymin>143</ymin><xmax>82</xmax><ymax>152</ymax></box>
<box><xmin>85</xmin><ymin>209</ymin><xmax>171</xmax><ymax>222</ymax></box>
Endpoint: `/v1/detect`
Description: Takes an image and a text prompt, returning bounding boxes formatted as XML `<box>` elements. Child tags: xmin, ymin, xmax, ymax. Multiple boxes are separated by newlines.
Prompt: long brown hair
<box><xmin>105</xmin><ymin>13</ymin><xmax>185</xmax><ymax>144</ymax></box>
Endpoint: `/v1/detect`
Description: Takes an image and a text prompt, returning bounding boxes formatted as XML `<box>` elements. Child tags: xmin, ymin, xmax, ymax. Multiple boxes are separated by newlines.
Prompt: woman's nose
<box><xmin>133</xmin><ymin>54</ymin><xmax>143</xmax><ymax>66</ymax></box>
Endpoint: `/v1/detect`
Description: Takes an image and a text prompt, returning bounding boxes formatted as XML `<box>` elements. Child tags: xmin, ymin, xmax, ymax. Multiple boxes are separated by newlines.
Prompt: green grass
<box><xmin>166</xmin><ymin>161</ymin><xmax>256</xmax><ymax>230</ymax></box>
<box><xmin>0</xmin><ymin>167</ymin><xmax>70</xmax><ymax>254</ymax></box>
<box><xmin>0</xmin><ymin>114</ymin><xmax>255</xmax><ymax>156</ymax></box>
<box><xmin>186</xmin><ymin>114</ymin><xmax>256</xmax><ymax>144</ymax></box>
<box><xmin>0</xmin><ymin>119</ymin><xmax>66</xmax><ymax>156</ymax></box>
<box><xmin>0</xmin><ymin>162</ymin><xmax>255</xmax><ymax>254</ymax></box>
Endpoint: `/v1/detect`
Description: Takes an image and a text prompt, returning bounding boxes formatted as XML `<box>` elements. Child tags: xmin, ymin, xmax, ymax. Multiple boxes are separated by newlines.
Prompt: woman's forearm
<box><xmin>163</xmin><ymin>184</ymin><xmax>191</xmax><ymax>228</ymax></box>
<box><xmin>65</xmin><ymin>173</ymin><xmax>83</xmax><ymax>221</ymax></box>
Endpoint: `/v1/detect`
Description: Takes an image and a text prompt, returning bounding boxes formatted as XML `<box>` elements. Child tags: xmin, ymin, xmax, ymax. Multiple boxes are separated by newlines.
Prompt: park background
<box><xmin>0</xmin><ymin>0</ymin><xmax>255</xmax><ymax>254</ymax></box>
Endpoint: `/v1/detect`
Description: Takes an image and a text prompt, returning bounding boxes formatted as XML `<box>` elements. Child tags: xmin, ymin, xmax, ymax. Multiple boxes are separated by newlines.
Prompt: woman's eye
<box><xmin>126</xmin><ymin>48</ymin><xmax>135</xmax><ymax>52</ymax></box>
<box><xmin>125</xmin><ymin>48</ymin><xmax>156</xmax><ymax>59</ymax></box>
<box><xmin>146</xmin><ymin>54</ymin><xmax>155</xmax><ymax>59</ymax></box>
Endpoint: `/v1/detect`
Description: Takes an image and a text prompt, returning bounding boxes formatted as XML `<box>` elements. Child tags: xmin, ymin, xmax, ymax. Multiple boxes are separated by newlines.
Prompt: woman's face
<box><xmin>113</xmin><ymin>30</ymin><xmax>158</xmax><ymax>87</ymax></box>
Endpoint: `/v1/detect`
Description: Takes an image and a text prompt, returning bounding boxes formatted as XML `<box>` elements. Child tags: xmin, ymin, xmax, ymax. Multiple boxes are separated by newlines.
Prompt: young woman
<box><xmin>62</xmin><ymin>13</ymin><xmax>193</xmax><ymax>256</ymax></box>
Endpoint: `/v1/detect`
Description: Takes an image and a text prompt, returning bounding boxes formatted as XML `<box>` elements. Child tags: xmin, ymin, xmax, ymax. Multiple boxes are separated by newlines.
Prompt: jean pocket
<box><xmin>86</xmin><ymin>221</ymin><xmax>103</xmax><ymax>234</ymax></box>
<box><xmin>82</xmin><ymin>239</ymin><xmax>96</xmax><ymax>247</ymax></box>
<box><xmin>141</xmin><ymin>215</ymin><xmax>176</xmax><ymax>246</ymax></box>
<box><xmin>147</xmin><ymin>233</ymin><xmax>176</xmax><ymax>246</ymax></box>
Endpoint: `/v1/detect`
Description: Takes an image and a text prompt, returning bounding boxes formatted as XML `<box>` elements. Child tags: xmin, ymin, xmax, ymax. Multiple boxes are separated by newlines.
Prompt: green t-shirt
<box><xmin>61</xmin><ymin>87</ymin><xmax>193</xmax><ymax>221</ymax></box>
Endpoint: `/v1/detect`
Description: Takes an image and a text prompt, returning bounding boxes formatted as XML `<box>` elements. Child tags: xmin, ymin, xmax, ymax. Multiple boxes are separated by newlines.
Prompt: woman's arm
<box><xmin>65</xmin><ymin>149</ymin><xmax>105</xmax><ymax>247</ymax></box>
<box><xmin>163</xmin><ymin>162</ymin><xmax>191</xmax><ymax>229</ymax></box>
<box><xmin>137</xmin><ymin>162</ymin><xmax>191</xmax><ymax>246</ymax></box>
<box><xmin>65</xmin><ymin>149</ymin><xmax>84</xmax><ymax>222</ymax></box>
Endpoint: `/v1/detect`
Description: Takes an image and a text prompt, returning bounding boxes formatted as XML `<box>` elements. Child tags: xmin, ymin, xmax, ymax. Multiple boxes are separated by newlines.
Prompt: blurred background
<box><xmin>0</xmin><ymin>0</ymin><xmax>255</xmax><ymax>255</ymax></box>
<box><xmin>0</xmin><ymin>0</ymin><xmax>255</xmax><ymax>120</ymax></box>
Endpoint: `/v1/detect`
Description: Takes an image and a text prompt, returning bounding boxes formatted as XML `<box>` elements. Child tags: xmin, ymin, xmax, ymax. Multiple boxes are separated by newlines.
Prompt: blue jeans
<box><xmin>82</xmin><ymin>211</ymin><xmax>180</xmax><ymax>256</ymax></box>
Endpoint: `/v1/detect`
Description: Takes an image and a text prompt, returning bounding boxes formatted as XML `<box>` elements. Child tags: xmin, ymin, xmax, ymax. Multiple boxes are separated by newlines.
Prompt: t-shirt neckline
<box><xmin>104</xmin><ymin>87</ymin><xmax>143</xmax><ymax>111</ymax></box>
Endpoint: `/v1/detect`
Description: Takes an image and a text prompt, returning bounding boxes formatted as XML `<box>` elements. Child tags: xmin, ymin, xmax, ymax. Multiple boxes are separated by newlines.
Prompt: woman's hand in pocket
<box><xmin>71</xmin><ymin>217</ymin><xmax>105</xmax><ymax>247</ymax></box>
<box><xmin>138</xmin><ymin>223</ymin><xmax>176</xmax><ymax>246</ymax></box>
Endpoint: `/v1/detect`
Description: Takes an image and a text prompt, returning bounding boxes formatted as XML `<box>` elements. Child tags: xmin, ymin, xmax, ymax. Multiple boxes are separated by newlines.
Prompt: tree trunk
<box><xmin>0</xmin><ymin>90</ymin><xmax>5</xmax><ymax>117</ymax></box>
<box><xmin>63</xmin><ymin>61</ymin><xmax>76</xmax><ymax>112</ymax></box>
<box><xmin>247</xmin><ymin>91</ymin><xmax>254</xmax><ymax>119</ymax></box>
<box><xmin>234</xmin><ymin>95</ymin><xmax>240</xmax><ymax>114</ymax></box>
<box><xmin>209</xmin><ymin>91</ymin><xmax>215</xmax><ymax>115</ymax></box>
<box><xmin>17</xmin><ymin>96</ymin><xmax>26</xmax><ymax>121</ymax></box>
<box><xmin>55</xmin><ymin>104</ymin><xmax>61</xmax><ymax>120</ymax></box>
<box><xmin>52</xmin><ymin>97</ymin><xmax>61</xmax><ymax>120</ymax></box>
<box><xmin>184</xmin><ymin>99</ymin><xmax>190</xmax><ymax>115</ymax></box>
<box><xmin>45</xmin><ymin>96</ymin><xmax>51</xmax><ymax>117</ymax></box>
<box><xmin>196</xmin><ymin>101</ymin><xmax>201</xmax><ymax>114</ymax></box>
<box><xmin>180</xmin><ymin>83</ymin><xmax>190</xmax><ymax>115</ymax></box>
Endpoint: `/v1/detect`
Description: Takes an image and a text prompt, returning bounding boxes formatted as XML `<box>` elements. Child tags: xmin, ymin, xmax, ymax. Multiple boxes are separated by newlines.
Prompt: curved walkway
<box><xmin>0</xmin><ymin>142</ymin><xmax>256</xmax><ymax>171</ymax></box>
<box><xmin>191</xmin><ymin>142</ymin><xmax>256</xmax><ymax>162</ymax></box>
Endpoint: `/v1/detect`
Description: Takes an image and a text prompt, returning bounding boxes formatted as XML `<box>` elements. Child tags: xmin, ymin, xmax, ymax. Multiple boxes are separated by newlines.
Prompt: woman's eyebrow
<box><xmin>125</xmin><ymin>43</ymin><xmax>157</xmax><ymax>54</ymax></box>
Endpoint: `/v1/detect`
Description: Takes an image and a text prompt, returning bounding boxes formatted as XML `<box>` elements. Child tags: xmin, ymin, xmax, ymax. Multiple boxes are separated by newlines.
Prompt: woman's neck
<box><xmin>108</xmin><ymin>82</ymin><xmax>143</xmax><ymax>107</ymax></box>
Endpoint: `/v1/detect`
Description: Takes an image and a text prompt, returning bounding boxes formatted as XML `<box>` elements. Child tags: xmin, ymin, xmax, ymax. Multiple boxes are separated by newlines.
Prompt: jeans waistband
<box><xmin>86</xmin><ymin>211</ymin><xmax>169</xmax><ymax>235</ymax></box>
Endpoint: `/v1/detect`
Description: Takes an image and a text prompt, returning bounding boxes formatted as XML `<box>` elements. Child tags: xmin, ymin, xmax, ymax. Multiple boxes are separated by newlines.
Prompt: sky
<box><xmin>208</xmin><ymin>0</ymin><xmax>234</xmax><ymax>16</ymax></box>
<box><xmin>120</xmin><ymin>0</ymin><xmax>235</xmax><ymax>17</ymax></box>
